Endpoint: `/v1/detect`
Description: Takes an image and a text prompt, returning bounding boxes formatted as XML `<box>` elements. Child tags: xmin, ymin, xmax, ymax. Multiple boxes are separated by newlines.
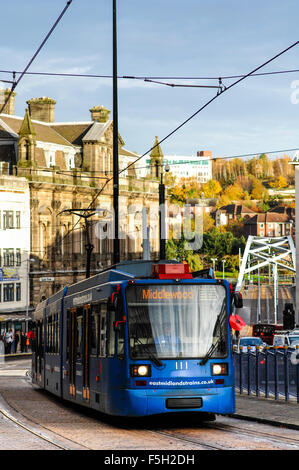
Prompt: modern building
<box><xmin>0</xmin><ymin>172</ymin><xmax>30</xmax><ymax>331</ymax></box>
<box><xmin>136</xmin><ymin>139</ymin><xmax>213</xmax><ymax>183</ymax></box>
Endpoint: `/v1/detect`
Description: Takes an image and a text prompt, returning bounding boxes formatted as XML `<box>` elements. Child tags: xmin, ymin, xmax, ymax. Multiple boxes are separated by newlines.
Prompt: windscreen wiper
<box><xmin>134</xmin><ymin>338</ymin><xmax>163</xmax><ymax>367</ymax></box>
<box><xmin>200</xmin><ymin>299</ymin><xmax>226</xmax><ymax>366</ymax></box>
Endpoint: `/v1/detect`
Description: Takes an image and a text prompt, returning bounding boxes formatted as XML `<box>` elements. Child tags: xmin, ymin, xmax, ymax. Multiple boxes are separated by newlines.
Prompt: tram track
<box><xmin>2</xmin><ymin>365</ymin><xmax>299</xmax><ymax>450</ymax></box>
<box><xmin>151</xmin><ymin>420</ymin><xmax>299</xmax><ymax>451</ymax></box>
<box><xmin>210</xmin><ymin>420</ymin><xmax>299</xmax><ymax>449</ymax></box>
<box><xmin>0</xmin><ymin>388</ymin><xmax>90</xmax><ymax>450</ymax></box>
<box><xmin>148</xmin><ymin>429</ymin><xmax>227</xmax><ymax>450</ymax></box>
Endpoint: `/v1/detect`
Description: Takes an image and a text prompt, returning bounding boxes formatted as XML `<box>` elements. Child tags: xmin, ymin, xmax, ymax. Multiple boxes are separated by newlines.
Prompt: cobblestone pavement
<box><xmin>1</xmin><ymin>360</ymin><xmax>299</xmax><ymax>450</ymax></box>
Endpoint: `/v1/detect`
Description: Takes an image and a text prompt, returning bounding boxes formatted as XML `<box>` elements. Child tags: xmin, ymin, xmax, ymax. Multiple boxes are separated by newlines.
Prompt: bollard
<box><xmin>274</xmin><ymin>347</ymin><xmax>279</xmax><ymax>400</ymax></box>
<box><xmin>239</xmin><ymin>346</ymin><xmax>243</xmax><ymax>394</ymax></box>
<box><xmin>296</xmin><ymin>345</ymin><xmax>299</xmax><ymax>404</ymax></box>
<box><xmin>256</xmin><ymin>346</ymin><xmax>261</xmax><ymax>397</ymax></box>
<box><xmin>283</xmin><ymin>346</ymin><xmax>289</xmax><ymax>402</ymax></box>
<box><xmin>247</xmin><ymin>346</ymin><xmax>251</xmax><ymax>396</ymax></box>
<box><xmin>265</xmin><ymin>347</ymin><xmax>270</xmax><ymax>399</ymax></box>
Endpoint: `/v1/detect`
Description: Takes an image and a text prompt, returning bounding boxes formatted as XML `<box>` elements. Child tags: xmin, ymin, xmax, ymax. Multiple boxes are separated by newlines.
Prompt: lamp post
<box><xmin>25</xmin><ymin>254</ymin><xmax>35</xmax><ymax>319</ymax></box>
<box><xmin>58</xmin><ymin>208</ymin><xmax>97</xmax><ymax>279</ymax></box>
<box><xmin>112</xmin><ymin>0</ymin><xmax>120</xmax><ymax>265</ymax></box>
<box><xmin>211</xmin><ymin>257</ymin><xmax>217</xmax><ymax>273</ymax></box>
<box><xmin>159</xmin><ymin>164</ymin><xmax>170</xmax><ymax>260</ymax></box>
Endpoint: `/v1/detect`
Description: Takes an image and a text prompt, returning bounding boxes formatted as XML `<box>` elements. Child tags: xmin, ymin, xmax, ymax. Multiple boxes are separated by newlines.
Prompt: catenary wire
<box><xmin>87</xmin><ymin>39</ymin><xmax>299</xmax><ymax>209</ymax></box>
<box><xmin>0</xmin><ymin>1</ymin><xmax>73</xmax><ymax>115</ymax></box>
<box><xmin>1</xmin><ymin>68</ymin><xmax>299</xmax><ymax>82</ymax></box>
<box><xmin>58</xmin><ymin>40</ymin><xmax>299</xmax><ymax>245</ymax></box>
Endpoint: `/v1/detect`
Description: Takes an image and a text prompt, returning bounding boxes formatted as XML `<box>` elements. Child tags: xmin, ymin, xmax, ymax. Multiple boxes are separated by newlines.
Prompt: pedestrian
<box><xmin>0</xmin><ymin>333</ymin><xmax>4</xmax><ymax>356</ymax></box>
<box><xmin>5</xmin><ymin>330</ymin><xmax>13</xmax><ymax>354</ymax></box>
<box><xmin>26</xmin><ymin>330</ymin><xmax>32</xmax><ymax>351</ymax></box>
<box><xmin>20</xmin><ymin>331</ymin><xmax>26</xmax><ymax>352</ymax></box>
<box><xmin>14</xmin><ymin>332</ymin><xmax>20</xmax><ymax>353</ymax></box>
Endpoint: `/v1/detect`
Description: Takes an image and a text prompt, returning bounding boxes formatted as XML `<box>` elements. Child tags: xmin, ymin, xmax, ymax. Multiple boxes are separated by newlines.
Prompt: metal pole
<box><xmin>26</xmin><ymin>254</ymin><xmax>29</xmax><ymax>318</ymax></box>
<box><xmin>142</xmin><ymin>207</ymin><xmax>150</xmax><ymax>260</ymax></box>
<box><xmin>159</xmin><ymin>172</ymin><xmax>166</xmax><ymax>260</ymax></box>
<box><xmin>258</xmin><ymin>266</ymin><xmax>261</xmax><ymax>323</ymax></box>
<box><xmin>85</xmin><ymin>219</ymin><xmax>94</xmax><ymax>278</ymax></box>
<box><xmin>113</xmin><ymin>0</ymin><xmax>120</xmax><ymax>265</ymax></box>
<box><xmin>273</xmin><ymin>263</ymin><xmax>278</xmax><ymax>324</ymax></box>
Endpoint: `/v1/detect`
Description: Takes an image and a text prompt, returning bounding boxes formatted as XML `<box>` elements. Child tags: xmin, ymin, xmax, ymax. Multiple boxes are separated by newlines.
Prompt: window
<box><xmin>3</xmin><ymin>211</ymin><xmax>14</xmax><ymax>229</ymax></box>
<box><xmin>3</xmin><ymin>283</ymin><xmax>14</xmax><ymax>302</ymax></box>
<box><xmin>99</xmin><ymin>302</ymin><xmax>107</xmax><ymax>357</ymax></box>
<box><xmin>47</xmin><ymin>316</ymin><xmax>53</xmax><ymax>353</ymax></box>
<box><xmin>107</xmin><ymin>309</ymin><xmax>115</xmax><ymax>357</ymax></box>
<box><xmin>16</xmin><ymin>283</ymin><xmax>21</xmax><ymax>301</ymax></box>
<box><xmin>76</xmin><ymin>309</ymin><xmax>83</xmax><ymax>360</ymax></box>
<box><xmin>90</xmin><ymin>304</ymin><xmax>99</xmax><ymax>355</ymax></box>
<box><xmin>16</xmin><ymin>249</ymin><xmax>21</xmax><ymax>266</ymax></box>
<box><xmin>3</xmin><ymin>249</ymin><xmax>14</xmax><ymax>267</ymax></box>
<box><xmin>15</xmin><ymin>212</ymin><xmax>21</xmax><ymax>229</ymax></box>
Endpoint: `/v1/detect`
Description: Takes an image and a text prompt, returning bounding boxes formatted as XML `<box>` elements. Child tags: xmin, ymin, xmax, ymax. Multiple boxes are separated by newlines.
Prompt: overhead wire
<box><xmin>0</xmin><ymin>1</ymin><xmax>73</xmax><ymax>115</ymax></box>
<box><xmin>86</xmin><ymin>39</ymin><xmax>299</xmax><ymax>210</ymax></box>
<box><xmin>1</xmin><ymin>67</ymin><xmax>299</xmax><ymax>82</ymax></box>
<box><xmin>58</xmin><ymin>39</ymin><xmax>299</xmax><ymax>247</ymax></box>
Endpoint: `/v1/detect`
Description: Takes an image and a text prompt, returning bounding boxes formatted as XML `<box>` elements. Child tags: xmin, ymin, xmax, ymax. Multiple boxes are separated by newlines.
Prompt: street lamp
<box><xmin>222</xmin><ymin>259</ymin><xmax>226</xmax><ymax>279</ymax></box>
<box><xmin>159</xmin><ymin>163</ymin><xmax>170</xmax><ymax>260</ymax></box>
<box><xmin>211</xmin><ymin>257</ymin><xmax>217</xmax><ymax>273</ymax></box>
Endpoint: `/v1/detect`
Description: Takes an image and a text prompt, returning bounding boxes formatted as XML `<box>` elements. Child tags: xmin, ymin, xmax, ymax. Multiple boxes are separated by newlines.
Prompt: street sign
<box><xmin>39</xmin><ymin>277</ymin><xmax>54</xmax><ymax>282</ymax></box>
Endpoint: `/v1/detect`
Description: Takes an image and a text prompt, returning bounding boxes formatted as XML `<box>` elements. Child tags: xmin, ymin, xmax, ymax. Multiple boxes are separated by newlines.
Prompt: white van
<box><xmin>273</xmin><ymin>332</ymin><xmax>299</xmax><ymax>349</ymax></box>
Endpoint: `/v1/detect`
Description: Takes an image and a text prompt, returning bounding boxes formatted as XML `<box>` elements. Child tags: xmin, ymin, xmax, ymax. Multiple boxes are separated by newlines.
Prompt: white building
<box><xmin>136</xmin><ymin>150</ymin><xmax>213</xmax><ymax>183</ymax></box>
<box><xmin>0</xmin><ymin>173</ymin><xmax>30</xmax><ymax>321</ymax></box>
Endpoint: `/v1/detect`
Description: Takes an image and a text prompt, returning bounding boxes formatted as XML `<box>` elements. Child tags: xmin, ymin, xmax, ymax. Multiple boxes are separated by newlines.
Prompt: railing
<box><xmin>233</xmin><ymin>346</ymin><xmax>299</xmax><ymax>403</ymax></box>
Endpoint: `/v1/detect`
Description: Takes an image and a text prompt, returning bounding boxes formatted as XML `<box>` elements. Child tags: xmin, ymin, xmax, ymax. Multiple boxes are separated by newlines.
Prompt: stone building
<box><xmin>0</xmin><ymin>91</ymin><xmax>161</xmax><ymax>309</ymax></box>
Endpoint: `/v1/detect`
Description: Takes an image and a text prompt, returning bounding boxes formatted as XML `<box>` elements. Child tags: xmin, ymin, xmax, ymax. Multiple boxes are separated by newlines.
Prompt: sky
<box><xmin>0</xmin><ymin>0</ymin><xmax>298</xmax><ymax>161</ymax></box>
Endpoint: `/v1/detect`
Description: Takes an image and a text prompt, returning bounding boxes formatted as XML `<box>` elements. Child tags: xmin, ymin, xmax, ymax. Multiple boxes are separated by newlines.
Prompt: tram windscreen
<box><xmin>126</xmin><ymin>284</ymin><xmax>228</xmax><ymax>360</ymax></box>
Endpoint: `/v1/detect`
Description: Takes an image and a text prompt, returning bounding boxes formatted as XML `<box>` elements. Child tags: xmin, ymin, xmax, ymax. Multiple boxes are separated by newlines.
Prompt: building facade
<box><xmin>0</xmin><ymin>92</ymin><xmax>161</xmax><ymax>311</ymax></box>
<box><xmin>0</xmin><ymin>173</ymin><xmax>30</xmax><ymax>328</ymax></box>
<box><xmin>213</xmin><ymin>204</ymin><xmax>256</xmax><ymax>227</ymax></box>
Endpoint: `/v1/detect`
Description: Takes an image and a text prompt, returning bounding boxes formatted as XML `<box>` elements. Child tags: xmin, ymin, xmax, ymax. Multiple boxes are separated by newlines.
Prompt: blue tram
<box><xmin>32</xmin><ymin>261</ymin><xmax>242</xmax><ymax>418</ymax></box>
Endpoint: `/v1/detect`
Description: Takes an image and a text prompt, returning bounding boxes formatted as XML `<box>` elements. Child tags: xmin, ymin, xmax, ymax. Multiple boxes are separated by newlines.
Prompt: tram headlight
<box><xmin>211</xmin><ymin>363</ymin><xmax>228</xmax><ymax>376</ymax></box>
<box><xmin>130</xmin><ymin>364</ymin><xmax>151</xmax><ymax>377</ymax></box>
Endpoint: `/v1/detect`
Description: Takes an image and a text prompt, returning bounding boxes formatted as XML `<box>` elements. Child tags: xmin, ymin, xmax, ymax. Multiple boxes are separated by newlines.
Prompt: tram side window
<box><xmin>90</xmin><ymin>304</ymin><xmax>99</xmax><ymax>356</ymax></box>
<box><xmin>76</xmin><ymin>308</ymin><xmax>83</xmax><ymax>360</ymax></box>
<box><xmin>107</xmin><ymin>309</ymin><xmax>115</xmax><ymax>357</ymax></box>
<box><xmin>99</xmin><ymin>302</ymin><xmax>107</xmax><ymax>357</ymax></box>
<box><xmin>46</xmin><ymin>316</ymin><xmax>52</xmax><ymax>353</ymax></box>
<box><xmin>66</xmin><ymin>310</ymin><xmax>70</xmax><ymax>361</ymax></box>
<box><xmin>54</xmin><ymin>314</ymin><xmax>60</xmax><ymax>354</ymax></box>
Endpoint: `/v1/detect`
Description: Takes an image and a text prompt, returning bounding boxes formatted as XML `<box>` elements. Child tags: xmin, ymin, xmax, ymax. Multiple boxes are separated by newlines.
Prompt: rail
<box><xmin>233</xmin><ymin>346</ymin><xmax>299</xmax><ymax>403</ymax></box>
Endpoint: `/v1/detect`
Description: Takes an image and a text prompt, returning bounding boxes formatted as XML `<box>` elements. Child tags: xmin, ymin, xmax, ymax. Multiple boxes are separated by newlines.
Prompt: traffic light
<box><xmin>283</xmin><ymin>303</ymin><xmax>295</xmax><ymax>330</ymax></box>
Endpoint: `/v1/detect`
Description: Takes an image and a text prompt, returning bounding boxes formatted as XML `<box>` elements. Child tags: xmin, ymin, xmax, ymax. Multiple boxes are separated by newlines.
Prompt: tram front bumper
<box><xmin>119</xmin><ymin>386</ymin><xmax>235</xmax><ymax>417</ymax></box>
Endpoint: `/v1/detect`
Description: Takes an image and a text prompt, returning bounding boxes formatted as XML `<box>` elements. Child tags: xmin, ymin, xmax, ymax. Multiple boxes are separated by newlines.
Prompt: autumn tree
<box><xmin>202</xmin><ymin>179</ymin><xmax>222</xmax><ymax>198</ymax></box>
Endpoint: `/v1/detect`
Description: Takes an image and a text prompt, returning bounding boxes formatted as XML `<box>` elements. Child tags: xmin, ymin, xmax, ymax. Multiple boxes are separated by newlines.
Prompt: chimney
<box><xmin>90</xmin><ymin>105</ymin><xmax>110</xmax><ymax>123</ymax></box>
<box><xmin>197</xmin><ymin>150</ymin><xmax>212</xmax><ymax>158</ymax></box>
<box><xmin>27</xmin><ymin>97</ymin><xmax>56</xmax><ymax>122</ymax></box>
<box><xmin>0</xmin><ymin>88</ymin><xmax>16</xmax><ymax>115</ymax></box>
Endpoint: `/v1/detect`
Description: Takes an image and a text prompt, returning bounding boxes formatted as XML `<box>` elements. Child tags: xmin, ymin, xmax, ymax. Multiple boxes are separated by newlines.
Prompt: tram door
<box><xmin>33</xmin><ymin>320</ymin><xmax>44</xmax><ymax>386</ymax></box>
<box><xmin>68</xmin><ymin>305</ymin><xmax>90</xmax><ymax>402</ymax></box>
